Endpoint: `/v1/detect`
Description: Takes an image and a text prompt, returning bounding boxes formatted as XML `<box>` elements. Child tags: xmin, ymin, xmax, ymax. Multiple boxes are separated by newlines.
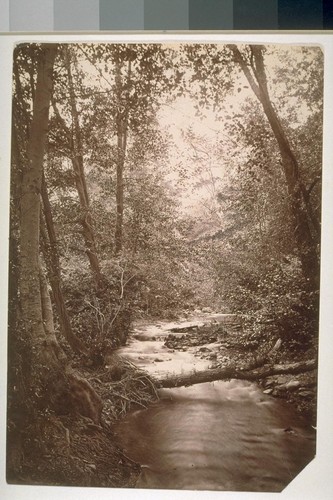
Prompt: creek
<box><xmin>115</xmin><ymin>314</ymin><xmax>315</xmax><ymax>492</ymax></box>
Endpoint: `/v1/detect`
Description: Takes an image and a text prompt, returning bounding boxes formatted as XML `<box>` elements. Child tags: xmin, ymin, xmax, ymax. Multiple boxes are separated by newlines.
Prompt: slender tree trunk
<box><xmin>114</xmin><ymin>115</ymin><xmax>125</xmax><ymax>255</ymax></box>
<box><xmin>40</xmin><ymin>173</ymin><xmax>88</xmax><ymax>354</ymax></box>
<box><xmin>231</xmin><ymin>45</ymin><xmax>320</xmax><ymax>290</ymax></box>
<box><xmin>63</xmin><ymin>46</ymin><xmax>105</xmax><ymax>289</ymax></box>
<box><xmin>114</xmin><ymin>60</ymin><xmax>130</xmax><ymax>256</ymax></box>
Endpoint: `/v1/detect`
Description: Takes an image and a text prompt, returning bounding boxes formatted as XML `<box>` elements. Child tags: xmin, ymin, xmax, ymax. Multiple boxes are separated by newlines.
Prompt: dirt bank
<box><xmin>7</xmin><ymin>358</ymin><xmax>157</xmax><ymax>487</ymax></box>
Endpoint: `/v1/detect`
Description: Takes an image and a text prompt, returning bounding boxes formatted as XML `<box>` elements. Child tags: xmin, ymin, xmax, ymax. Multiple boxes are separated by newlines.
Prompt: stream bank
<box><xmin>7</xmin><ymin>356</ymin><xmax>156</xmax><ymax>487</ymax></box>
<box><xmin>160</xmin><ymin>314</ymin><xmax>317</xmax><ymax>425</ymax></box>
<box><xmin>114</xmin><ymin>312</ymin><xmax>317</xmax><ymax>491</ymax></box>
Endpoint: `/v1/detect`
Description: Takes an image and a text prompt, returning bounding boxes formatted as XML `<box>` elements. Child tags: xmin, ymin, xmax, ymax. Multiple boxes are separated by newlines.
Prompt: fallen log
<box><xmin>240</xmin><ymin>359</ymin><xmax>317</xmax><ymax>380</ymax></box>
<box><xmin>156</xmin><ymin>359</ymin><xmax>317</xmax><ymax>389</ymax></box>
<box><xmin>169</xmin><ymin>323</ymin><xmax>204</xmax><ymax>333</ymax></box>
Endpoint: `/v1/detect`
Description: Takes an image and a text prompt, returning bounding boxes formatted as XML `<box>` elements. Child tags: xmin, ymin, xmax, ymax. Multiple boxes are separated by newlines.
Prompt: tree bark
<box><xmin>231</xmin><ymin>45</ymin><xmax>320</xmax><ymax>290</ymax></box>
<box><xmin>157</xmin><ymin>359</ymin><xmax>316</xmax><ymax>389</ymax></box>
<box><xmin>8</xmin><ymin>121</ymin><xmax>23</xmax><ymax>336</ymax></box>
<box><xmin>61</xmin><ymin>46</ymin><xmax>105</xmax><ymax>289</ymax></box>
<box><xmin>39</xmin><ymin>264</ymin><xmax>102</xmax><ymax>423</ymax></box>
<box><xmin>18</xmin><ymin>43</ymin><xmax>102</xmax><ymax>422</ymax></box>
<box><xmin>19</xmin><ymin>44</ymin><xmax>58</xmax><ymax>375</ymax></box>
<box><xmin>114</xmin><ymin>60</ymin><xmax>131</xmax><ymax>256</ymax></box>
<box><xmin>114</xmin><ymin>113</ymin><xmax>125</xmax><ymax>255</ymax></box>
<box><xmin>40</xmin><ymin>172</ymin><xmax>88</xmax><ymax>355</ymax></box>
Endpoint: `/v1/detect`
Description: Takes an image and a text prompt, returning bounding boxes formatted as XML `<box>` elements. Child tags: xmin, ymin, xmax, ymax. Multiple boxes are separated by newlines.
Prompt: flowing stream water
<box><xmin>115</xmin><ymin>314</ymin><xmax>315</xmax><ymax>492</ymax></box>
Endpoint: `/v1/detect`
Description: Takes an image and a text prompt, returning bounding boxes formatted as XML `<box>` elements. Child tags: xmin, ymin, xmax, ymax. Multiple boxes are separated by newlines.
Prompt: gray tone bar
<box><xmin>54</xmin><ymin>0</ymin><xmax>100</xmax><ymax>31</ymax></box>
<box><xmin>0</xmin><ymin>0</ymin><xmax>9</xmax><ymax>31</ymax></box>
<box><xmin>9</xmin><ymin>0</ymin><xmax>53</xmax><ymax>31</ymax></box>
<box><xmin>234</xmin><ymin>0</ymin><xmax>278</xmax><ymax>29</ymax></box>
<box><xmin>144</xmin><ymin>0</ymin><xmax>189</xmax><ymax>30</ymax></box>
<box><xmin>189</xmin><ymin>0</ymin><xmax>233</xmax><ymax>29</ymax></box>
<box><xmin>100</xmin><ymin>0</ymin><xmax>144</xmax><ymax>30</ymax></box>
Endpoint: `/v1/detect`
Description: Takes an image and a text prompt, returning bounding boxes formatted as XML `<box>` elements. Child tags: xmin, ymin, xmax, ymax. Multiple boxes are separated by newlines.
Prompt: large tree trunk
<box><xmin>16</xmin><ymin>42</ymin><xmax>101</xmax><ymax>419</ymax></box>
<box><xmin>40</xmin><ymin>172</ymin><xmax>88</xmax><ymax>355</ymax></box>
<box><xmin>157</xmin><ymin>359</ymin><xmax>317</xmax><ymax>389</ymax></box>
<box><xmin>39</xmin><ymin>264</ymin><xmax>102</xmax><ymax>423</ymax></box>
<box><xmin>231</xmin><ymin>45</ymin><xmax>320</xmax><ymax>290</ymax></box>
<box><xmin>8</xmin><ymin>123</ymin><xmax>22</xmax><ymax>338</ymax></box>
<box><xmin>9</xmin><ymin>44</ymin><xmax>107</xmax><ymax>481</ymax></box>
<box><xmin>19</xmin><ymin>44</ymin><xmax>58</xmax><ymax>382</ymax></box>
<box><xmin>8</xmin><ymin>44</ymin><xmax>59</xmax><ymax>477</ymax></box>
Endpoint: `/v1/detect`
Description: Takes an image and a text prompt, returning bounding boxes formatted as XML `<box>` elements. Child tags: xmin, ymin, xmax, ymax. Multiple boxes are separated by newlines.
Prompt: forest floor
<box><xmin>7</xmin><ymin>357</ymin><xmax>157</xmax><ymax>488</ymax></box>
<box><xmin>10</xmin><ymin>315</ymin><xmax>317</xmax><ymax>488</ymax></box>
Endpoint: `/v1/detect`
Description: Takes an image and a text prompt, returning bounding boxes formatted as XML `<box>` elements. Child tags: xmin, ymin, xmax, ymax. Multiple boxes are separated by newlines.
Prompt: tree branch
<box><xmin>306</xmin><ymin>175</ymin><xmax>321</xmax><ymax>197</ymax></box>
<box><xmin>230</xmin><ymin>45</ymin><xmax>261</xmax><ymax>101</ymax></box>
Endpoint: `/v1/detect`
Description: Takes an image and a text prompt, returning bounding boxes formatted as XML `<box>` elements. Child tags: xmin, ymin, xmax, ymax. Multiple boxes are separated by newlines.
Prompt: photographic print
<box><xmin>7</xmin><ymin>41</ymin><xmax>322</xmax><ymax>492</ymax></box>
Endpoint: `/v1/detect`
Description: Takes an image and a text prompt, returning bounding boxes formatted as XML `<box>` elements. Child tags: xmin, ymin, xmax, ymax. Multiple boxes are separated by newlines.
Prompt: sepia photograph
<box><xmin>6</xmin><ymin>40</ymin><xmax>323</xmax><ymax>493</ymax></box>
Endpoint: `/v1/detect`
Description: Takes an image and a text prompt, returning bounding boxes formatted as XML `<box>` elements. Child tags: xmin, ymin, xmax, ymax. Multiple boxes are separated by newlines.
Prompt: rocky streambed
<box><xmin>162</xmin><ymin>316</ymin><xmax>317</xmax><ymax>424</ymax></box>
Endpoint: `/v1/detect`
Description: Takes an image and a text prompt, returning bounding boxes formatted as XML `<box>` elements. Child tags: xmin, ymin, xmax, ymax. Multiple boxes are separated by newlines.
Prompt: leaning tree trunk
<box><xmin>231</xmin><ymin>45</ymin><xmax>320</xmax><ymax>291</ymax></box>
<box><xmin>40</xmin><ymin>172</ymin><xmax>88</xmax><ymax>355</ymax></box>
<box><xmin>62</xmin><ymin>46</ymin><xmax>105</xmax><ymax>290</ymax></box>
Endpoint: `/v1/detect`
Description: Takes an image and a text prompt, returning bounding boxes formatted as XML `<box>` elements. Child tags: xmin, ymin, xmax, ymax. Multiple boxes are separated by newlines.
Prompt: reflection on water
<box><xmin>116</xmin><ymin>317</ymin><xmax>316</xmax><ymax>491</ymax></box>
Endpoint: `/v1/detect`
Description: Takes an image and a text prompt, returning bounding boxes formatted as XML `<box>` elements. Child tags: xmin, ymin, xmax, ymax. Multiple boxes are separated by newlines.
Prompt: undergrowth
<box><xmin>7</xmin><ymin>355</ymin><xmax>158</xmax><ymax>487</ymax></box>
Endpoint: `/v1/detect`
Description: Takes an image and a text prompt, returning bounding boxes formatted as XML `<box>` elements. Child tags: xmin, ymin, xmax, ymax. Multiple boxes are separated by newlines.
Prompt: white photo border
<box><xmin>1</xmin><ymin>32</ymin><xmax>332</xmax><ymax>500</ymax></box>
